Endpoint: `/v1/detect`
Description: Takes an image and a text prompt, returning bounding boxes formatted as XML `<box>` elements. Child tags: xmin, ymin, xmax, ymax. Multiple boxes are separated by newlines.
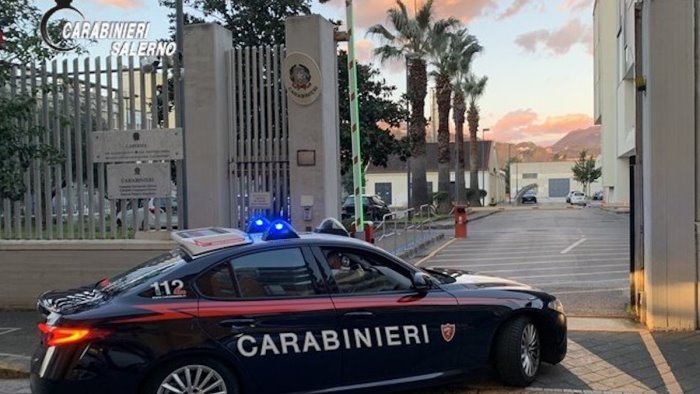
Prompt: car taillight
<box><xmin>38</xmin><ymin>323</ymin><xmax>108</xmax><ymax>347</ymax></box>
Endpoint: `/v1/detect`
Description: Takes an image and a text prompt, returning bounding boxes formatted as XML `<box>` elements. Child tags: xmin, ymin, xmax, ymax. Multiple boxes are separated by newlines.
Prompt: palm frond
<box><xmin>373</xmin><ymin>45</ymin><xmax>405</xmax><ymax>63</ymax></box>
<box><xmin>415</xmin><ymin>0</ymin><xmax>435</xmax><ymax>31</ymax></box>
<box><xmin>367</xmin><ymin>24</ymin><xmax>396</xmax><ymax>43</ymax></box>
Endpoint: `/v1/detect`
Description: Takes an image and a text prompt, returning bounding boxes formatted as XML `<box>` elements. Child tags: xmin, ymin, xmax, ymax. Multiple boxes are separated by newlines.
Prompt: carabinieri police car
<box><xmin>31</xmin><ymin>217</ymin><xmax>567</xmax><ymax>394</ymax></box>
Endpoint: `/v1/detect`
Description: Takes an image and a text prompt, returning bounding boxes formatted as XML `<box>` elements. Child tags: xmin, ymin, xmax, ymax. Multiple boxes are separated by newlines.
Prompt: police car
<box><xmin>31</xmin><ymin>217</ymin><xmax>567</xmax><ymax>394</ymax></box>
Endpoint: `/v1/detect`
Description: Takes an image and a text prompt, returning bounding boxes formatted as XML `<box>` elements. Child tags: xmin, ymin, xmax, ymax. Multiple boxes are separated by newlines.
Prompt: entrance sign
<box><xmin>92</xmin><ymin>128</ymin><xmax>183</xmax><ymax>163</ymax></box>
<box><xmin>283</xmin><ymin>52</ymin><xmax>322</xmax><ymax>105</ymax></box>
<box><xmin>107</xmin><ymin>163</ymin><xmax>171</xmax><ymax>199</ymax></box>
<box><xmin>250</xmin><ymin>192</ymin><xmax>273</xmax><ymax>209</ymax></box>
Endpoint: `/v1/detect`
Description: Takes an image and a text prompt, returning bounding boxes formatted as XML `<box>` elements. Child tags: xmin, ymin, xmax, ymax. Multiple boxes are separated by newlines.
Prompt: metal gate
<box><xmin>227</xmin><ymin>45</ymin><xmax>289</xmax><ymax>229</ymax></box>
<box><xmin>548</xmin><ymin>178</ymin><xmax>570</xmax><ymax>198</ymax></box>
<box><xmin>1</xmin><ymin>56</ymin><xmax>183</xmax><ymax>239</ymax></box>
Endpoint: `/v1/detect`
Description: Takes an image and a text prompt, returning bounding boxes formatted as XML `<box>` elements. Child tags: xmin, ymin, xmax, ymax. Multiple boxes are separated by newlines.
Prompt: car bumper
<box><xmin>30</xmin><ymin>344</ymin><xmax>142</xmax><ymax>394</ymax></box>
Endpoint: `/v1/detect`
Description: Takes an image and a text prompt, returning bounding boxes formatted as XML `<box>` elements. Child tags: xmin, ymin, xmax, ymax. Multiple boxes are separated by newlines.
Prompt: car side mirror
<box><xmin>411</xmin><ymin>272</ymin><xmax>432</xmax><ymax>293</ymax></box>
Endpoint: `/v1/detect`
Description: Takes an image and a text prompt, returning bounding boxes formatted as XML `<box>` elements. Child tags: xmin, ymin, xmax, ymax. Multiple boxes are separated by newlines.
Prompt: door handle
<box><xmin>219</xmin><ymin>318</ymin><xmax>256</xmax><ymax>332</ymax></box>
<box><xmin>343</xmin><ymin>311</ymin><xmax>374</xmax><ymax>318</ymax></box>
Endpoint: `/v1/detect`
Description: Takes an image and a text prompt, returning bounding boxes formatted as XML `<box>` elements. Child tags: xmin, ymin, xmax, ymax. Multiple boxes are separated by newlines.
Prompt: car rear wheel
<box><xmin>495</xmin><ymin>316</ymin><xmax>541</xmax><ymax>387</ymax></box>
<box><xmin>142</xmin><ymin>357</ymin><xmax>239</xmax><ymax>394</ymax></box>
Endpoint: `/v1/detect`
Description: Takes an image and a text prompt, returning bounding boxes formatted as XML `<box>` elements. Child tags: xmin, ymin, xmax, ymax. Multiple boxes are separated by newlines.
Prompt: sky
<box><xmin>36</xmin><ymin>0</ymin><xmax>595</xmax><ymax>146</ymax></box>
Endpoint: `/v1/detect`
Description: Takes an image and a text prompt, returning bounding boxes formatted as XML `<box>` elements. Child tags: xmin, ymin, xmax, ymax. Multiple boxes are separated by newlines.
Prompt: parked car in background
<box><xmin>592</xmin><ymin>191</ymin><xmax>604</xmax><ymax>201</ymax></box>
<box><xmin>520</xmin><ymin>192</ymin><xmax>538</xmax><ymax>204</ymax></box>
<box><xmin>341</xmin><ymin>195</ymin><xmax>391</xmax><ymax>221</ymax></box>
<box><xmin>570</xmin><ymin>192</ymin><xmax>586</xmax><ymax>206</ymax></box>
<box><xmin>51</xmin><ymin>187</ymin><xmax>111</xmax><ymax>222</ymax></box>
<box><xmin>116</xmin><ymin>197</ymin><xmax>178</xmax><ymax>229</ymax></box>
<box><xmin>565</xmin><ymin>191</ymin><xmax>580</xmax><ymax>204</ymax></box>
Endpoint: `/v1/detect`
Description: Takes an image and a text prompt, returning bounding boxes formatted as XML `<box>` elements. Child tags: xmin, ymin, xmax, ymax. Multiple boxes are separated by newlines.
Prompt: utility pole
<box><xmin>176</xmin><ymin>0</ymin><xmax>188</xmax><ymax>228</ymax></box>
<box><xmin>481</xmin><ymin>128</ymin><xmax>490</xmax><ymax>206</ymax></box>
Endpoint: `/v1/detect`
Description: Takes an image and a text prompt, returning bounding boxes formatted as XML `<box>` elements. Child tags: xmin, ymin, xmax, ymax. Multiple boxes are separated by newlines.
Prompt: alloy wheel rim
<box><xmin>157</xmin><ymin>364</ymin><xmax>227</xmax><ymax>394</ymax></box>
<box><xmin>520</xmin><ymin>323</ymin><xmax>540</xmax><ymax>378</ymax></box>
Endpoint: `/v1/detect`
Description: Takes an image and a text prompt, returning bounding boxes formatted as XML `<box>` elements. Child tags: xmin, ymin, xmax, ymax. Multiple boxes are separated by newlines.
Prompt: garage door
<box><xmin>549</xmin><ymin>178</ymin><xmax>570</xmax><ymax>198</ymax></box>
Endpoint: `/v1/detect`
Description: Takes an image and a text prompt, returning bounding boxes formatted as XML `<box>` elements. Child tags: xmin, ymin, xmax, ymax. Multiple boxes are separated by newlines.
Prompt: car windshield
<box><xmin>97</xmin><ymin>248</ymin><xmax>190</xmax><ymax>295</ymax></box>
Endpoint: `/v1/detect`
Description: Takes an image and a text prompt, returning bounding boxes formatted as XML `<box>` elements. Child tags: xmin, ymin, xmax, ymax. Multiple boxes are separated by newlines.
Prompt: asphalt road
<box><xmin>415</xmin><ymin>206</ymin><xmax>631</xmax><ymax>317</ymax></box>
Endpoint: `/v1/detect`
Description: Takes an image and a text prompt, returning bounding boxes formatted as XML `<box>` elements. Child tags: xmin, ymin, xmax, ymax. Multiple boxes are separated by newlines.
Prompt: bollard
<box><xmin>454</xmin><ymin>205</ymin><xmax>468</xmax><ymax>238</ymax></box>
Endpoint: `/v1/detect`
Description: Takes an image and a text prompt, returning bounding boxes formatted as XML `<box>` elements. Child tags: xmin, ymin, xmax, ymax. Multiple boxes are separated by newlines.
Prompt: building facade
<box><xmin>595</xmin><ymin>0</ymin><xmax>699</xmax><ymax>330</ymax></box>
<box><xmin>365</xmin><ymin>142</ymin><xmax>505</xmax><ymax>208</ymax></box>
<box><xmin>509</xmin><ymin>161</ymin><xmax>602</xmax><ymax>202</ymax></box>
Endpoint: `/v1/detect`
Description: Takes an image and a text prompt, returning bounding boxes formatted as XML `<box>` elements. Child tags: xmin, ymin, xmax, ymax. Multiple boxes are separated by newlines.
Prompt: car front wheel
<box><xmin>142</xmin><ymin>357</ymin><xmax>239</xmax><ymax>394</ymax></box>
<box><xmin>495</xmin><ymin>316</ymin><xmax>541</xmax><ymax>387</ymax></box>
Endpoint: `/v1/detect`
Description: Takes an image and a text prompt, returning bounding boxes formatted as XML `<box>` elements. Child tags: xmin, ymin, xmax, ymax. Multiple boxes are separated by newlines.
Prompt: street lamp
<box><xmin>481</xmin><ymin>128</ymin><xmax>490</xmax><ymax>206</ymax></box>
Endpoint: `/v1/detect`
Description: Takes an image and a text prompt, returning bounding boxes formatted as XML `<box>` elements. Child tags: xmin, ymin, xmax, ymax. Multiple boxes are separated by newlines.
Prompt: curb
<box><xmin>0</xmin><ymin>354</ymin><xmax>30</xmax><ymax>379</ymax></box>
<box><xmin>431</xmin><ymin>210</ymin><xmax>501</xmax><ymax>229</ymax></box>
<box><xmin>396</xmin><ymin>233</ymin><xmax>445</xmax><ymax>259</ymax></box>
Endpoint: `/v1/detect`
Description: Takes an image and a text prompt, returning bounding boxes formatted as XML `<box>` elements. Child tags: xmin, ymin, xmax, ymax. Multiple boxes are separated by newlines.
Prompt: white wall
<box><xmin>509</xmin><ymin>161</ymin><xmax>602</xmax><ymax>201</ymax></box>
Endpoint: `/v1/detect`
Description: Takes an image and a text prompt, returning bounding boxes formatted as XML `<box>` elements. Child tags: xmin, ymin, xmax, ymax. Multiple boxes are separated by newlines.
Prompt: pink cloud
<box><xmin>355</xmin><ymin>39</ymin><xmax>374</xmax><ymax>63</ymax></box>
<box><xmin>560</xmin><ymin>0</ymin><xmax>593</xmax><ymax>12</ymax></box>
<box><xmin>325</xmin><ymin>0</ymin><xmax>498</xmax><ymax>30</ymax></box>
<box><xmin>490</xmin><ymin>110</ymin><xmax>594</xmax><ymax>145</ymax></box>
<box><xmin>497</xmin><ymin>0</ymin><xmax>536</xmax><ymax>20</ymax></box>
<box><xmin>515</xmin><ymin>19</ymin><xmax>592</xmax><ymax>55</ymax></box>
<box><xmin>92</xmin><ymin>0</ymin><xmax>142</xmax><ymax>8</ymax></box>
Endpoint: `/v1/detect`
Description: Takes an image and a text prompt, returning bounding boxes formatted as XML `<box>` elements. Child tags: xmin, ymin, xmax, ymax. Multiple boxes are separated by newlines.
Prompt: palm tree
<box><xmin>465</xmin><ymin>74</ymin><xmax>488</xmax><ymax>206</ymax></box>
<box><xmin>368</xmin><ymin>0</ymin><xmax>457</xmax><ymax>209</ymax></box>
<box><xmin>429</xmin><ymin>28</ymin><xmax>481</xmax><ymax>207</ymax></box>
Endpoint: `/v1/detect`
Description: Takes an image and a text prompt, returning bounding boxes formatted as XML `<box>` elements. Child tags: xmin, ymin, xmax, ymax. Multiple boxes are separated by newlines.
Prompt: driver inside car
<box><xmin>326</xmin><ymin>251</ymin><xmax>366</xmax><ymax>290</ymax></box>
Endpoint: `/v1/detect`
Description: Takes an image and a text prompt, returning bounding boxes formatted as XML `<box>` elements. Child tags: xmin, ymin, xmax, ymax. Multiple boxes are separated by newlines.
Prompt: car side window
<box><xmin>321</xmin><ymin>247</ymin><xmax>413</xmax><ymax>294</ymax></box>
<box><xmin>196</xmin><ymin>263</ymin><xmax>237</xmax><ymax>299</ymax></box>
<box><xmin>231</xmin><ymin>248</ymin><xmax>319</xmax><ymax>298</ymax></box>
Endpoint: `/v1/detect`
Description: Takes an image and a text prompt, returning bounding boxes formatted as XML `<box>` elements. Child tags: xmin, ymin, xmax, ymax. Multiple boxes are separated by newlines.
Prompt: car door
<box><xmin>195</xmin><ymin>246</ymin><xmax>340</xmax><ymax>394</ymax></box>
<box><xmin>313</xmin><ymin>245</ymin><xmax>461</xmax><ymax>386</ymax></box>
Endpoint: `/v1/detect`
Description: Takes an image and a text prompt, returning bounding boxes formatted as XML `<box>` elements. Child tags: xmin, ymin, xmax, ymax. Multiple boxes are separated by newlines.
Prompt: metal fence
<box><xmin>375</xmin><ymin>204</ymin><xmax>436</xmax><ymax>257</ymax></box>
<box><xmin>227</xmin><ymin>45</ymin><xmax>290</xmax><ymax>228</ymax></box>
<box><xmin>0</xmin><ymin>56</ymin><xmax>183</xmax><ymax>239</ymax></box>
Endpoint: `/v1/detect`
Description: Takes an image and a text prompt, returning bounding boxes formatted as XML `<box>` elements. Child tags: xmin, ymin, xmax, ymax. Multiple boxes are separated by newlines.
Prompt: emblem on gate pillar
<box><xmin>283</xmin><ymin>52</ymin><xmax>322</xmax><ymax>106</ymax></box>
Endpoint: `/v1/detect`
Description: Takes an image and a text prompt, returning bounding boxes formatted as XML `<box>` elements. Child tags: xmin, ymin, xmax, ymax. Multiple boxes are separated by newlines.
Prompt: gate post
<box><xmin>183</xmin><ymin>24</ymin><xmax>233</xmax><ymax>228</ymax></box>
<box><xmin>285</xmin><ymin>16</ymin><xmax>341</xmax><ymax>231</ymax></box>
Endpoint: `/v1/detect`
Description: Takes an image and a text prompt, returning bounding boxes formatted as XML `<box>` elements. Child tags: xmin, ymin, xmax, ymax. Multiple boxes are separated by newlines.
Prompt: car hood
<box><xmin>426</xmin><ymin>267</ymin><xmax>533</xmax><ymax>290</ymax></box>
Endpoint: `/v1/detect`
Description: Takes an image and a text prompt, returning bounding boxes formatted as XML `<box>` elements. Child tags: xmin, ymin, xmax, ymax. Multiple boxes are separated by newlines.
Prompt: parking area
<box><xmin>417</xmin><ymin>207</ymin><xmax>630</xmax><ymax>316</ymax></box>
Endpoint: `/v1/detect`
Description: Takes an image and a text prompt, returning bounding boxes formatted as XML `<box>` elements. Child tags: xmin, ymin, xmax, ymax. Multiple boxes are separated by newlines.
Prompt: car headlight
<box><xmin>548</xmin><ymin>299</ymin><xmax>565</xmax><ymax>314</ymax></box>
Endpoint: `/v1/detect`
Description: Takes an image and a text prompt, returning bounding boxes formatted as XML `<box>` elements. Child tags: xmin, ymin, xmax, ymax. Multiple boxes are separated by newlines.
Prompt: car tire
<box><xmin>141</xmin><ymin>356</ymin><xmax>240</xmax><ymax>394</ymax></box>
<box><xmin>494</xmin><ymin>316</ymin><xmax>541</xmax><ymax>387</ymax></box>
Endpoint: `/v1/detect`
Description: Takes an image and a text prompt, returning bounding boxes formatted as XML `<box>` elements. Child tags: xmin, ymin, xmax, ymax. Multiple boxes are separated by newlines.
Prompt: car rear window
<box><xmin>98</xmin><ymin>248</ymin><xmax>190</xmax><ymax>295</ymax></box>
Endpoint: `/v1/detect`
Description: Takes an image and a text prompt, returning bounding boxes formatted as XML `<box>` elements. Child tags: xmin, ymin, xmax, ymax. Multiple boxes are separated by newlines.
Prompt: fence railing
<box><xmin>0</xmin><ymin>56</ymin><xmax>183</xmax><ymax>239</ymax></box>
<box><xmin>375</xmin><ymin>206</ymin><xmax>436</xmax><ymax>257</ymax></box>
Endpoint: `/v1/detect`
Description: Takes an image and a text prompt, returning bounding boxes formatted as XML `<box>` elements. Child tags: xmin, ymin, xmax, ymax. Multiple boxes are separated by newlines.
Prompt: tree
<box><xmin>572</xmin><ymin>150</ymin><xmax>602</xmax><ymax>196</ymax></box>
<box><xmin>369</xmin><ymin>0</ymin><xmax>457</xmax><ymax>209</ymax></box>
<box><xmin>465</xmin><ymin>74</ymin><xmax>487</xmax><ymax>206</ymax></box>
<box><xmin>158</xmin><ymin>0</ymin><xmax>328</xmax><ymax>47</ymax></box>
<box><xmin>502</xmin><ymin>156</ymin><xmax>521</xmax><ymax>197</ymax></box>
<box><xmin>428</xmin><ymin>27</ymin><xmax>481</xmax><ymax>210</ymax></box>
<box><xmin>0</xmin><ymin>0</ymin><xmax>82</xmax><ymax>201</ymax></box>
<box><xmin>450</xmin><ymin>33</ymin><xmax>483</xmax><ymax>205</ymax></box>
<box><xmin>337</xmin><ymin>51</ymin><xmax>409</xmax><ymax>190</ymax></box>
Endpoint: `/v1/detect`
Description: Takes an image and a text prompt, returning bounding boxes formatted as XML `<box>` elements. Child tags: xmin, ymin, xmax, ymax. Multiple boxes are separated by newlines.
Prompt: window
<box><xmin>232</xmin><ymin>248</ymin><xmax>317</xmax><ymax>298</ymax></box>
<box><xmin>321</xmin><ymin>248</ymin><xmax>412</xmax><ymax>294</ymax></box>
<box><xmin>522</xmin><ymin>173</ymin><xmax>537</xmax><ymax>179</ymax></box>
<box><xmin>196</xmin><ymin>263</ymin><xmax>237</xmax><ymax>299</ymax></box>
<box><xmin>375</xmin><ymin>183</ymin><xmax>392</xmax><ymax>205</ymax></box>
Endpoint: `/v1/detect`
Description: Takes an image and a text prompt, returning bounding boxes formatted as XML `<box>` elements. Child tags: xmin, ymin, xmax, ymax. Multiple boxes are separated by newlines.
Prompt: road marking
<box><xmin>428</xmin><ymin>257</ymin><xmax>628</xmax><ymax>266</ymax></box>
<box><xmin>552</xmin><ymin>287</ymin><xmax>627</xmax><ymax>295</ymax></box>
<box><xmin>526</xmin><ymin>278</ymin><xmax>628</xmax><ymax>286</ymax></box>
<box><xmin>564</xmin><ymin>339</ymin><xmax>652</xmax><ymax>392</ymax></box>
<box><xmin>509</xmin><ymin>270</ymin><xmax>627</xmax><ymax>280</ymax></box>
<box><xmin>427</xmin><ymin>252</ymin><xmax>628</xmax><ymax>262</ymax></box>
<box><xmin>561</xmin><ymin>238</ymin><xmax>587</xmax><ymax>254</ymax></box>
<box><xmin>0</xmin><ymin>328</ymin><xmax>20</xmax><ymax>336</ymax></box>
<box><xmin>640</xmin><ymin>330</ymin><xmax>684</xmax><ymax>394</ymax></box>
<box><xmin>436</xmin><ymin>246</ymin><xmax>624</xmax><ymax>257</ymax></box>
<box><xmin>480</xmin><ymin>263</ymin><xmax>625</xmax><ymax>274</ymax></box>
<box><xmin>414</xmin><ymin>238</ymin><xmax>456</xmax><ymax>267</ymax></box>
<box><xmin>0</xmin><ymin>352</ymin><xmax>31</xmax><ymax>360</ymax></box>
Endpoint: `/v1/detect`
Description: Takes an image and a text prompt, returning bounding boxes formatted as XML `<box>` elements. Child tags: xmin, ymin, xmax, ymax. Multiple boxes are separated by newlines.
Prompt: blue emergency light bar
<box><xmin>262</xmin><ymin>219</ymin><xmax>300</xmax><ymax>241</ymax></box>
<box><xmin>246</xmin><ymin>216</ymin><xmax>271</xmax><ymax>233</ymax></box>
